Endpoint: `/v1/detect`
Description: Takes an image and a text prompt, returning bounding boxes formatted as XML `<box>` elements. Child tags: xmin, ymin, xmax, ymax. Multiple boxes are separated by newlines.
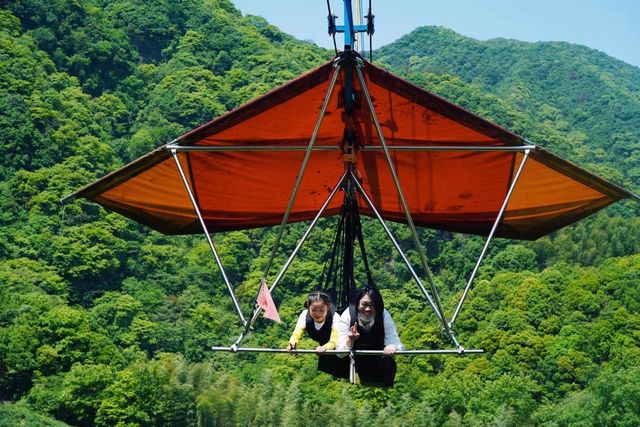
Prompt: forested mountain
<box><xmin>1</xmin><ymin>1</ymin><xmax>639</xmax><ymax>426</ymax></box>
<box><xmin>377</xmin><ymin>26</ymin><xmax>640</xmax><ymax>195</ymax></box>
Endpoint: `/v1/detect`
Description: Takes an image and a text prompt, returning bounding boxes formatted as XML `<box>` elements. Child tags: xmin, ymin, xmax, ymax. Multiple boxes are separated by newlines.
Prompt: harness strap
<box><xmin>321</xmin><ymin>174</ymin><xmax>374</xmax><ymax>311</ymax></box>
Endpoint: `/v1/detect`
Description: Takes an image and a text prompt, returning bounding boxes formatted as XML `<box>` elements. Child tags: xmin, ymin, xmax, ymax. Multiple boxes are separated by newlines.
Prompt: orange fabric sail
<box><xmin>69</xmin><ymin>58</ymin><xmax>636</xmax><ymax>240</ymax></box>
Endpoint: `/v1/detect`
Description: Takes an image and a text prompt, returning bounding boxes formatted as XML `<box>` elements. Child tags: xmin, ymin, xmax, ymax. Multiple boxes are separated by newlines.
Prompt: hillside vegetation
<box><xmin>1</xmin><ymin>1</ymin><xmax>639</xmax><ymax>426</ymax></box>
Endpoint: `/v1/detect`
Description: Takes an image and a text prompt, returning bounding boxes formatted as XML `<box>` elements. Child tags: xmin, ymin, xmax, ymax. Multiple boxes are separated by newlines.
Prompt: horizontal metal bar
<box><xmin>60</xmin><ymin>144</ymin><xmax>536</xmax><ymax>203</ymax></box>
<box><xmin>165</xmin><ymin>145</ymin><xmax>338</xmax><ymax>152</ymax></box>
<box><xmin>363</xmin><ymin>145</ymin><xmax>537</xmax><ymax>152</ymax></box>
<box><xmin>211</xmin><ymin>346</ymin><xmax>484</xmax><ymax>355</ymax></box>
<box><xmin>165</xmin><ymin>145</ymin><xmax>537</xmax><ymax>153</ymax></box>
<box><xmin>335</xmin><ymin>25</ymin><xmax>368</xmax><ymax>32</ymax></box>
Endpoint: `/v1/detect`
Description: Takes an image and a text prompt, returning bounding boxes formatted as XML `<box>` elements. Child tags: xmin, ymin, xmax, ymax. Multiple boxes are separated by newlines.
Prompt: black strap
<box><xmin>342</xmin><ymin>180</ymin><xmax>355</xmax><ymax>308</ymax></box>
<box><xmin>320</xmin><ymin>175</ymin><xmax>375</xmax><ymax>311</ymax></box>
<box><xmin>354</xmin><ymin>203</ymin><xmax>375</xmax><ymax>288</ymax></box>
<box><xmin>320</xmin><ymin>210</ymin><xmax>343</xmax><ymax>304</ymax></box>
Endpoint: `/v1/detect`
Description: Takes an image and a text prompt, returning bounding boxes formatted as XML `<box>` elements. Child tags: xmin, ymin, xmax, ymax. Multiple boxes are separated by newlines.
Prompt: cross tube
<box><xmin>211</xmin><ymin>347</ymin><xmax>484</xmax><ymax>355</ymax></box>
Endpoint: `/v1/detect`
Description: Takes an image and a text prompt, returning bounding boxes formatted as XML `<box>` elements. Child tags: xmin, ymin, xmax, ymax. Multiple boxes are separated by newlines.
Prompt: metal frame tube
<box><xmin>164</xmin><ymin>145</ymin><xmax>537</xmax><ymax>153</ymax></box>
<box><xmin>351</xmin><ymin>173</ymin><xmax>443</xmax><ymax>325</ymax></box>
<box><xmin>354</xmin><ymin>66</ymin><xmax>455</xmax><ymax>342</ymax></box>
<box><xmin>231</xmin><ymin>64</ymin><xmax>342</xmax><ymax>346</ymax></box>
<box><xmin>363</xmin><ymin>145</ymin><xmax>537</xmax><ymax>152</ymax></box>
<box><xmin>261</xmin><ymin>63</ymin><xmax>341</xmax><ymax>281</ymax></box>
<box><xmin>268</xmin><ymin>171</ymin><xmax>348</xmax><ymax>293</ymax></box>
<box><xmin>343</xmin><ymin>0</ymin><xmax>356</xmax><ymax>48</ymax></box>
<box><xmin>450</xmin><ymin>149</ymin><xmax>531</xmax><ymax>326</ymax></box>
<box><xmin>166</xmin><ymin>145</ymin><xmax>340</xmax><ymax>152</ymax></box>
<box><xmin>234</xmin><ymin>170</ymin><xmax>348</xmax><ymax>346</ymax></box>
<box><xmin>171</xmin><ymin>149</ymin><xmax>246</xmax><ymax>324</ymax></box>
<box><xmin>211</xmin><ymin>347</ymin><xmax>484</xmax><ymax>355</ymax></box>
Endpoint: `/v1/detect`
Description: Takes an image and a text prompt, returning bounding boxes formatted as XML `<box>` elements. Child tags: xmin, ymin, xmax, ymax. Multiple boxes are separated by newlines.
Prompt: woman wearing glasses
<box><xmin>337</xmin><ymin>286</ymin><xmax>403</xmax><ymax>387</ymax></box>
<box><xmin>287</xmin><ymin>291</ymin><xmax>348</xmax><ymax>377</ymax></box>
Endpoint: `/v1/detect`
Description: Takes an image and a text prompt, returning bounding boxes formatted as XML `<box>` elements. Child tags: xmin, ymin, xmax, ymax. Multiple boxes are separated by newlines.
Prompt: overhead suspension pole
<box><xmin>343</xmin><ymin>0</ymin><xmax>355</xmax><ymax>50</ymax></box>
<box><xmin>333</xmin><ymin>0</ymin><xmax>369</xmax><ymax>52</ymax></box>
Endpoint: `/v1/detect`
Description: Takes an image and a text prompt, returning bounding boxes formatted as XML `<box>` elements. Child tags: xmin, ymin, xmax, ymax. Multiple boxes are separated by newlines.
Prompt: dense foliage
<box><xmin>1</xmin><ymin>1</ymin><xmax>638</xmax><ymax>426</ymax></box>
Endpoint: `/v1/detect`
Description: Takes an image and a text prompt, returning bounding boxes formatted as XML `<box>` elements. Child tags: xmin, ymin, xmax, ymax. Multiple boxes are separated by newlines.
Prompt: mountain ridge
<box><xmin>376</xmin><ymin>25</ymin><xmax>640</xmax><ymax>194</ymax></box>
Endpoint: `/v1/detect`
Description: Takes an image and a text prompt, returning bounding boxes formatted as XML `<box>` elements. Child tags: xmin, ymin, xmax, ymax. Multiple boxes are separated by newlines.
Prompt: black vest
<box><xmin>305</xmin><ymin>311</ymin><xmax>333</xmax><ymax>345</ymax></box>
<box><xmin>348</xmin><ymin>305</ymin><xmax>385</xmax><ymax>350</ymax></box>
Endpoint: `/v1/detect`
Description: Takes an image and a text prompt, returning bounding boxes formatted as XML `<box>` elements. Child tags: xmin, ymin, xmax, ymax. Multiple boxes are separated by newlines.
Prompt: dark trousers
<box><xmin>318</xmin><ymin>354</ymin><xmax>350</xmax><ymax>378</ymax></box>
<box><xmin>355</xmin><ymin>355</ymin><xmax>397</xmax><ymax>387</ymax></box>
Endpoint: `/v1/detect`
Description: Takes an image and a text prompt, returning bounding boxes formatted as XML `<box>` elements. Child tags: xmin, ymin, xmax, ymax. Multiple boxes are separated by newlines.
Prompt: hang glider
<box><xmin>64</xmin><ymin>49</ymin><xmax>638</xmax><ymax>367</ymax></box>
<box><xmin>61</xmin><ymin>0</ymin><xmax>640</xmax><ymax>385</ymax></box>
<box><xmin>66</xmin><ymin>57</ymin><xmax>635</xmax><ymax>241</ymax></box>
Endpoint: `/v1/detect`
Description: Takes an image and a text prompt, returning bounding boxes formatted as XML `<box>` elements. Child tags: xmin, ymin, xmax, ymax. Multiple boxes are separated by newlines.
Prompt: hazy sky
<box><xmin>230</xmin><ymin>0</ymin><xmax>640</xmax><ymax>68</ymax></box>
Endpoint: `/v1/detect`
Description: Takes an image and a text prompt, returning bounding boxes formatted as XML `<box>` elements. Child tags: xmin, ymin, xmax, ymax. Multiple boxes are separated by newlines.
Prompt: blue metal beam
<box><xmin>332</xmin><ymin>0</ymin><xmax>368</xmax><ymax>51</ymax></box>
<box><xmin>343</xmin><ymin>0</ymin><xmax>355</xmax><ymax>49</ymax></box>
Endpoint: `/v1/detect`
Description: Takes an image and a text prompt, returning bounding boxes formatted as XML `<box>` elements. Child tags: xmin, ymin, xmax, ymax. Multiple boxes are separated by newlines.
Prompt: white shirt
<box><xmin>336</xmin><ymin>308</ymin><xmax>404</xmax><ymax>351</ymax></box>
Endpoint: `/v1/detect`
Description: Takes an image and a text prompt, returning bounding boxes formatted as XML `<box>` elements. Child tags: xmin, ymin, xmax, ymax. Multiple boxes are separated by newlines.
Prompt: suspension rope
<box><xmin>326</xmin><ymin>0</ymin><xmax>338</xmax><ymax>54</ymax></box>
<box><xmin>321</xmin><ymin>204</ymin><xmax>345</xmax><ymax>303</ymax></box>
<box><xmin>354</xmin><ymin>200</ymin><xmax>375</xmax><ymax>287</ymax></box>
<box><xmin>319</xmin><ymin>172</ymin><xmax>375</xmax><ymax>311</ymax></box>
<box><xmin>366</xmin><ymin>0</ymin><xmax>374</xmax><ymax>61</ymax></box>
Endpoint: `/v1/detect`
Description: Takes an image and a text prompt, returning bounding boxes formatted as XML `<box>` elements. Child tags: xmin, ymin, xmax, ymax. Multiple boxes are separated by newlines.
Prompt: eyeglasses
<box><xmin>358</xmin><ymin>302</ymin><xmax>375</xmax><ymax>310</ymax></box>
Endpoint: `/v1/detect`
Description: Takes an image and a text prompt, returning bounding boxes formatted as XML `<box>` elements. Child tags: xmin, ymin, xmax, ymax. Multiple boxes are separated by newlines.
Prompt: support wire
<box><xmin>354</xmin><ymin>64</ymin><xmax>459</xmax><ymax>347</ymax></box>
<box><xmin>449</xmin><ymin>149</ymin><xmax>531</xmax><ymax>327</ymax></box>
<box><xmin>233</xmin><ymin>171</ymin><xmax>348</xmax><ymax>347</ymax></box>
<box><xmin>171</xmin><ymin>149</ymin><xmax>246</xmax><ymax>324</ymax></box>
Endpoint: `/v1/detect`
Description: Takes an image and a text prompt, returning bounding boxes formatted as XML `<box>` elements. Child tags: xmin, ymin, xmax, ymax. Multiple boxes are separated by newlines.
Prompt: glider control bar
<box><xmin>211</xmin><ymin>347</ymin><xmax>484</xmax><ymax>355</ymax></box>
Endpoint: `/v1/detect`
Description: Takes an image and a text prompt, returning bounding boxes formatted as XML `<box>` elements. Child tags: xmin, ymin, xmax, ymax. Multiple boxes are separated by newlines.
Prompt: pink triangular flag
<box><xmin>257</xmin><ymin>279</ymin><xmax>281</xmax><ymax>322</ymax></box>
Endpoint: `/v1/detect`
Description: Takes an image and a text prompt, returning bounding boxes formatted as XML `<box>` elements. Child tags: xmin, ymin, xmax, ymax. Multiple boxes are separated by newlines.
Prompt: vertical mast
<box><xmin>334</xmin><ymin>0</ymin><xmax>368</xmax><ymax>51</ymax></box>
